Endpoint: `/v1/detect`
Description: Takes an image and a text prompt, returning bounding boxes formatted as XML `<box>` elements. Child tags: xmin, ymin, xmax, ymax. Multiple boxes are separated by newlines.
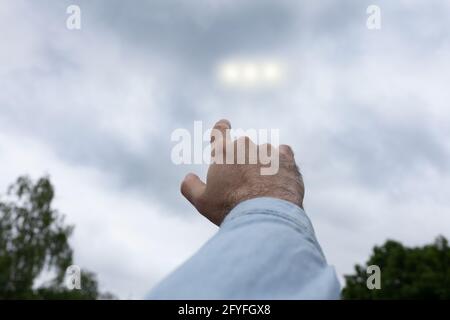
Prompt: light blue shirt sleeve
<box><xmin>148</xmin><ymin>197</ymin><xmax>341</xmax><ymax>299</ymax></box>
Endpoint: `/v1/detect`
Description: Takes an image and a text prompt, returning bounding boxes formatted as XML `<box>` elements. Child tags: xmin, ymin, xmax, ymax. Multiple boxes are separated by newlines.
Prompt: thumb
<box><xmin>180</xmin><ymin>173</ymin><xmax>206</xmax><ymax>209</ymax></box>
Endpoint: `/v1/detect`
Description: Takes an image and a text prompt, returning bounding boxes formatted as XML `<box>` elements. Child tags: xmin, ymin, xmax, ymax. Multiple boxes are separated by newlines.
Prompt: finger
<box><xmin>180</xmin><ymin>173</ymin><xmax>206</xmax><ymax>208</ymax></box>
<box><xmin>235</xmin><ymin>136</ymin><xmax>257</xmax><ymax>164</ymax></box>
<box><xmin>279</xmin><ymin>144</ymin><xmax>294</xmax><ymax>160</ymax></box>
<box><xmin>258</xmin><ymin>143</ymin><xmax>273</xmax><ymax>156</ymax></box>
<box><xmin>211</xmin><ymin>119</ymin><xmax>232</xmax><ymax>162</ymax></box>
<box><xmin>258</xmin><ymin>143</ymin><xmax>272</xmax><ymax>165</ymax></box>
<box><xmin>211</xmin><ymin>119</ymin><xmax>231</xmax><ymax>144</ymax></box>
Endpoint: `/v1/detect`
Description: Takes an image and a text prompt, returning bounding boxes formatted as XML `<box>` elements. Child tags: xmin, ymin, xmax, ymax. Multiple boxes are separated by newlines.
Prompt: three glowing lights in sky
<box><xmin>218</xmin><ymin>59</ymin><xmax>285</xmax><ymax>87</ymax></box>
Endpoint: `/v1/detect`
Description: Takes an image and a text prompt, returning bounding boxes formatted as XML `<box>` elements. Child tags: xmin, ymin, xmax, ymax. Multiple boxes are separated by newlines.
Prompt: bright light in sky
<box><xmin>262</xmin><ymin>63</ymin><xmax>282</xmax><ymax>82</ymax></box>
<box><xmin>220</xmin><ymin>62</ymin><xmax>240</xmax><ymax>84</ymax></box>
<box><xmin>218</xmin><ymin>60</ymin><xmax>284</xmax><ymax>87</ymax></box>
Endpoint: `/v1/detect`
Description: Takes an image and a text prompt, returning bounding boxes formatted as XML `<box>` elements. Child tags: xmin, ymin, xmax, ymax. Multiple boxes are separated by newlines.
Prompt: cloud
<box><xmin>1</xmin><ymin>0</ymin><xmax>449</xmax><ymax>296</ymax></box>
<box><xmin>0</xmin><ymin>129</ymin><xmax>216</xmax><ymax>298</ymax></box>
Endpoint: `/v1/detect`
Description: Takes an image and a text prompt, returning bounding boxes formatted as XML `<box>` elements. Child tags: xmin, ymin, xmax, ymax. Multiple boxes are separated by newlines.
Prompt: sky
<box><xmin>1</xmin><ymin>0</ymin><xmax>449</xmax><ymax>298</ymax></box>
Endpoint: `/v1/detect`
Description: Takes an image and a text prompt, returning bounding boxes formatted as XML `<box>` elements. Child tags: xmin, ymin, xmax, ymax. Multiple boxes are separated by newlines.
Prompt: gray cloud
<box><xmin>1</xmin><ymin>0</ymin><xmax>450</xmax><ymax>297</ymax></box>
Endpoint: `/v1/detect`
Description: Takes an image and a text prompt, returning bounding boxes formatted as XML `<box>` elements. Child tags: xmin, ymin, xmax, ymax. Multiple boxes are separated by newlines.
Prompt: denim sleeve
<box><xmin>147</xmin><ymin>197</ymin><xmax>341</xmax><ymax>299</ymax></box>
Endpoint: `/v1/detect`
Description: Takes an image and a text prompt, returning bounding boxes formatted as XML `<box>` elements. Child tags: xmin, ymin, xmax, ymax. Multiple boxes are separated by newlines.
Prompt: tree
<box><xmin>342</xmin><ymin>236</ymin><xmax>450</xmax><ymax>299</ymax></box>
<box><xmin>0</xmin><ymin>175</ymin><xmax>114</xmax><ymax>299</ymax></box>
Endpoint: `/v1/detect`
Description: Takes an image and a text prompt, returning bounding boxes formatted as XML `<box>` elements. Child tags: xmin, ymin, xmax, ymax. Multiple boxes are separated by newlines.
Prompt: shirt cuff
<box><xmin>220</xmin><ymin>197</ymin><xmax>319</xmax><ymax>246</ymax></box>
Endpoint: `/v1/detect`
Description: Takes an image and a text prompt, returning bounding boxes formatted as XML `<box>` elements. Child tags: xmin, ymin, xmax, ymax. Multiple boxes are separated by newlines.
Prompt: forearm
<box><xmin>148</xmin><ymin>197</ymin><xmax>340</xmax><ymax>299</ymax></box>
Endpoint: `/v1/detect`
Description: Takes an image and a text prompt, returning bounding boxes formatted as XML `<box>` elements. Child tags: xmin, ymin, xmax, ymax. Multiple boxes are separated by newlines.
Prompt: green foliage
<box><xmin>0</xmin><ymin>175</ymin><xmax>114</xmax><ymax>299</ymax></box>
<box><xmin>342</xmin><ymin>236</ymin><xmax>450</xmax><ymax>299</ymax></box>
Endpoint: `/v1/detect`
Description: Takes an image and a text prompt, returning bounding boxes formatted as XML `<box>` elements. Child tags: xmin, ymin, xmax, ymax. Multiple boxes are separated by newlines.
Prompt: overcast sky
<box><xmin>1</xmin><ymin>0</ymin><xmax>449</xmax><ymax>298</ymax></box>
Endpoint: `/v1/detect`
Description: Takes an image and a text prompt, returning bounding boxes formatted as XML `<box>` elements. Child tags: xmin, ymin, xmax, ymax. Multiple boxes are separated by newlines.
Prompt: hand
<box><xmin>181</xmin><ymin>119</ymin><xmax>304</xmax><ymax>226</ymax></box>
